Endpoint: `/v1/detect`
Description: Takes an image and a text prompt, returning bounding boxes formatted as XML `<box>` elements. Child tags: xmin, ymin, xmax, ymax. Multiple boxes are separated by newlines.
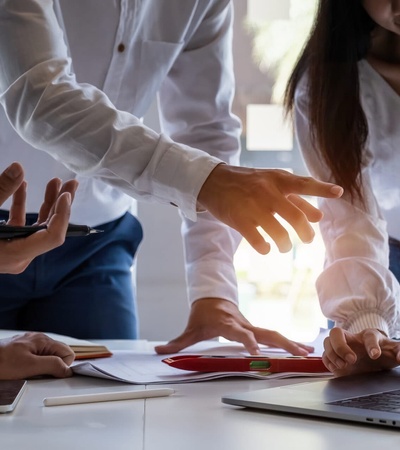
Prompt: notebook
<box><xmin>222</xmin><ymin>368</ymin><xmax>400</xmax><ymax>429</ymax></box>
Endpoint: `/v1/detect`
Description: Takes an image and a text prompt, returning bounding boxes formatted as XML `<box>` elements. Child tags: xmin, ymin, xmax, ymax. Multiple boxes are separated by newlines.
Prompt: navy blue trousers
<box><xmin>0</xmin><ymin>211</ymin><xmax>143</xmax><ymax>339</ymax></box>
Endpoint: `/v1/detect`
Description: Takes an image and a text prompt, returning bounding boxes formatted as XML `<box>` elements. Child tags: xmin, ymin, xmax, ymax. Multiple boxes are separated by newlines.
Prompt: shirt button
<box><xmin>117</xmin><ymin>43</ymin><xmax>125</xmax><ymax>53</ymax></box>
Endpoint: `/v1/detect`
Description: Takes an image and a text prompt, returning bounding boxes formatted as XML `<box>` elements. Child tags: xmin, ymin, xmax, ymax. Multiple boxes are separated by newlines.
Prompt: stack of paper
<box><xmin>71</xmin><ymin>337</ymin><xmax>331</xmax><ymax>385</ymax></box>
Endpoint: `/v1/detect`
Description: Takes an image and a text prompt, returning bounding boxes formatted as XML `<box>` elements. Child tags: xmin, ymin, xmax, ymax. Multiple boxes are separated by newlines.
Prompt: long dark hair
<box><xmin>284</xmin><ymin>0</ymin><xmax>375</xmax><ymax>201</ymax></box>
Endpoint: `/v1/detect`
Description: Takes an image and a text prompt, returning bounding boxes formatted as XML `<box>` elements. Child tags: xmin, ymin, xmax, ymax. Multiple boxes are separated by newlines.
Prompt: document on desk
<box><xmin>71</xmin><ymin>330</ymin><xmax>330</xmax><ymax>385</ymax></box>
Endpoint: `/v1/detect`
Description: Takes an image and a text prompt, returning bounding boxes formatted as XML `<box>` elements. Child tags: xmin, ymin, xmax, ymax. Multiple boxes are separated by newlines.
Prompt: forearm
<box><xmin>181</xmin><ymin>210</ymin><xmax>242</xmax><ymax>305</ymax></box>
<box><xmin>294</xmin><ymin>77</ymin><xmax>400</xmax><ymax>338</ymax></box>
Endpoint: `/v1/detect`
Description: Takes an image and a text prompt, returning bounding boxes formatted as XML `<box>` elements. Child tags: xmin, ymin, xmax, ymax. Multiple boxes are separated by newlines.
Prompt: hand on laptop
<box><xmin>0</xmin><ymin>332</ymin><xmax>75</xmax><ymax>380</ymax></box>
<box><xmin>154</xmin><ymin>298</ymin><xmax>314</xmax><ymax>356</ymax></box>
<box><xmin>322</xmin><ymin>327</ymin><xmax>400</xmax><ymax>376</ymax></box>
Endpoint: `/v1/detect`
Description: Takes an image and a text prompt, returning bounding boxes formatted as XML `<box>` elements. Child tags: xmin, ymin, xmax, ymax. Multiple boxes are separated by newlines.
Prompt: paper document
<box><xmin>0</xmin><ymin>328</ymin><xmax>330</xmax><ymax>384</ymax></box>
<box><xmin>71</xmin><ymin>331</ymin><xmax>331</xmax><ymax>385</ymax></box>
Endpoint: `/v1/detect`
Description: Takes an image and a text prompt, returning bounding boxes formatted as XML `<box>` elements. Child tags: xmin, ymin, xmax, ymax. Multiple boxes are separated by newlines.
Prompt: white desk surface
<box><xmin>0</xmin><ymin>340</ymin><xmax>398</xmax><ymax>450</ymax></box>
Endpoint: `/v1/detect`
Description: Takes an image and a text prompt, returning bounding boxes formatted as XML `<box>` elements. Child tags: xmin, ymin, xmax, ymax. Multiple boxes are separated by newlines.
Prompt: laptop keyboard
<box><xmin>328</xmin><ymin>389</ymin><xmax>400</xmax><ymax>412</ymax></box>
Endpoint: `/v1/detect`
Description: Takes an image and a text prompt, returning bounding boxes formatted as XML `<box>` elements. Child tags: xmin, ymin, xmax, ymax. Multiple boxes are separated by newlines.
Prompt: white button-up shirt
<box><xmin>295</xmin><ymin>60</ymin><xmax>400</xmax><ymax>338</ymax></box>
<box><xmin>0</xmin><ymin>0</ymin><xmax>242</xmax><ymax>305</ymax></box>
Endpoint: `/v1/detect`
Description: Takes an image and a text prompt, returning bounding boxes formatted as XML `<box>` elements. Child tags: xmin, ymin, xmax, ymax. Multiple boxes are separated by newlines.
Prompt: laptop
<box><xmin>222</xmin><ymin>368</ymin><xmax>400</xmax><ymax>429</ymax></box>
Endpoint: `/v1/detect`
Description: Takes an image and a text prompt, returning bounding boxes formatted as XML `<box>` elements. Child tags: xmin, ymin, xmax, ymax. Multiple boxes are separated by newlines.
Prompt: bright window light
<box><xmin>246</xmin><ymin>104</ymin><xmax>293</xmax><ymax>151</ymax></box>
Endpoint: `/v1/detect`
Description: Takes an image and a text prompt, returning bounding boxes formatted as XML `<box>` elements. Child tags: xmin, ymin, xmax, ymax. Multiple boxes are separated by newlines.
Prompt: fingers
<box><xmin>253</xmin><ymin>328</ymin><xmax>311</xmax><ymax>356</ymax></box>
<box><xmin>45</xmin><ymin>192</ymin><xmax>72</xmax><ymax>242</ymax></box>
<box><xmin>27</xmin><ymin>355</ymin><xmax>73</xmax><ymax>379</ymax></box>
<box><xmin>154</xmin><ymin>333</ymin><xmax>200</xmax><ymax>354</ymax></box>
<box><xmin>323</xmin><ymin>328</ymin><xmax>357</xmax><ymax>372</ymax></box>
<box><xmin>156</xmin><ymin>327</ymin><xmax>261</xmax><ymax>356</ymax></box>
<box><xmin>271</xmin><ymin>198</ymin><xmax>316</xmax><ymax>245</ymax></box>
<box><xmin>36</xmin><ymin>178</ymin><xmax>62</xmax><ymax>224</ymax></box>
<box><xmin>7</xmin><ymin>181</ymin><xmax>27</xmax><ymax>225</ymax></box>
<box><xmin>37</xmin><ymin>178</ymin><xmax>78</xmax><ymax>224</ymax></box>
<box><xmin>237</xmin><ymin>223</ymin><xmax>271</xmax><ymax>255</ymax></box>
<box><xmin>225</xmin><ymin>325</ymin><xmax>261</xmax><ymax>355</ymax></box>
<box><xmin>258</xmin><ymin>172</ymin><xmax>342</xmax><ymax>247</ymax></box>
<box><xmin>282</xmin><ymin>174</ymin><xmax>343</xmax><ymax>199</ymax></box>
<box><xmin>232</xmin><ymin>215</ymin><xmax>269</xmax><ymax>254</ymax></box>
<box><xmin>257</xmin><ymin>215</ymin><xmax>292</xmax><ymax>253</ymax></box>
<box><xmin>0</xmin><ymin>162</ymin><xmax>25</xmax><ymax>206</ymax></box>
<box><xmin>0</xmin><ymin>193</ymin><xmax>72</xmax><ymax>272</ymax></box>
<box><xmin>25</xmin><ymin>333</ymin><xmax>74</xmax><ymax>378</ymax></box>
<box><xmin>361</xmin><ymin>329</ymin><xmax>383</xmax><ymax>360</ymax></box>
<box><xmin>287</xmin><ymin>194</ymin><xmax>322</xmax><ymax>223</ymax></box>
<box><xmin>44</xmin><ymin>338</ymin><xmax>76</xmax><ymax>366</ymax></box>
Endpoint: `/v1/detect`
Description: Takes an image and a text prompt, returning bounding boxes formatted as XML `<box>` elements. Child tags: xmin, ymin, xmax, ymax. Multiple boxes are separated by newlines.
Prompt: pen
<box><xmin>0</xmin><ymin>224</ymin><xmax>103</xmax><ymax>239</ymax></box>
<box><xmin>43</xmin><ymin>387</ymin><xmax>175</xmax><ymax>407</ymax></box>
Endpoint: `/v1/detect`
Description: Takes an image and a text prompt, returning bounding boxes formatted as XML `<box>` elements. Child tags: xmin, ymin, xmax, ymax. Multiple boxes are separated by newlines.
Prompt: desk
<box><xmin>0</xmin><ymin>340</ymin><xmax>398</xmax><ymax>450</ymax></box>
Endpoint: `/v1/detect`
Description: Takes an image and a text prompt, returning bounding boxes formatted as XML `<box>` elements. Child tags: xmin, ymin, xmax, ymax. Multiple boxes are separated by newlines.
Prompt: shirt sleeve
<box><xmin>158</xmin><ymin>0</ymin><xmax>242</xmax><ymax>304</ymax></box>
<box><xmin>294</xmin><ymin>75</ymin><xmax>400</xmax><ymax>338</ymax></box>
<box><xmin>0</xmin><ymin>0</ymin><xmax>222</xmax><ymax>221</ymax></box>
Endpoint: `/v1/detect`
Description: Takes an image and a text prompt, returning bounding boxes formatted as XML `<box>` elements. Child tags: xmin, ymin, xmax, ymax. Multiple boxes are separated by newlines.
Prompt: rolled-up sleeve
<box><xmin>294</xmin><ymin>76</ymin><xmax>400</xmax><ymax>338</ymax></box>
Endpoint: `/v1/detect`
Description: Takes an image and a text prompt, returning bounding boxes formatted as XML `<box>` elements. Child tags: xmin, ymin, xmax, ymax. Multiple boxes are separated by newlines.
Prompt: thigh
<box><xmin>19</xmin><ymin>213</ymin><xmax>143</xmax><ymax>339</ymax></box>
<box><xmin>0</xmin><ymin>267</ymin><xmax>36</xmax><ymax>329</ymax></box>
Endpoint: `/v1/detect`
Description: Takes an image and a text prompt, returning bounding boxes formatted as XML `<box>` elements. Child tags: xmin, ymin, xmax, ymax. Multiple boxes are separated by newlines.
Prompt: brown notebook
<box><xmin>70</xmin><ymin>345</ymin><xmax>113</xmax><ymax>360</ymax></box>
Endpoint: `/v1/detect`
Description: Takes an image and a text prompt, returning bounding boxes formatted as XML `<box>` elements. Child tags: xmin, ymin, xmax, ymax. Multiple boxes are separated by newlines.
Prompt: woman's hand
<box><xmin>323</xmin><ymin>327</ymin><xmax>400</xmax><ymax>376</ymax></box>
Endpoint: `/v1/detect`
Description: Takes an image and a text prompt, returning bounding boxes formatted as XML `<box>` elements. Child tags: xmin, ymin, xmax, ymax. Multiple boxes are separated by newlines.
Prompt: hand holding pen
<box><xmin>0</xmin><ymin>162</ymin><xmax>79</xmax><ymax>274</ymax></box>
<box><xmin>0</xmin><ymin>223</ymin><xmax>102</xmax><ymax>239</ymax></box>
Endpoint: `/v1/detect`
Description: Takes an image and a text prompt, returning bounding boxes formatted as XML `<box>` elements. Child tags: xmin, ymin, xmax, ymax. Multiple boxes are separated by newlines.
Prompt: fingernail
<box><xmin>330</xmin><ymin>186</ymin><xmax>343</xmax><ymax>196</ymax></box>
<box><xmin>4</xmin><ymin>163</ymin><xmax>22</xmax><ymax>180</ymax></box>
<box><xmin>327</xmin><ymin>363</ymin><xmax>336</xmax><ymax>373</ymax></box>
<box><xmin>335</xmin><ymin>359</ymin><xmax>345</xmax><ymax>369</ymax></box>
<box><xmin>345</xmin><ymin>353</ymin><xmax>356</xmax><ymax>364</ymax></box>
<box><xmin>369</xmin><ymin>348</ymin><xmax>379</xmax><ymax>358</ymax></box>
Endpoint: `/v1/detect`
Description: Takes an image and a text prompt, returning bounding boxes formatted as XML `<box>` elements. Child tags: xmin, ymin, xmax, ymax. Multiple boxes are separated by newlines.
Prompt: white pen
<box><xmin>43</xmin><ymin>388</ymin><xmax>175</xmax><ymax>407</ymax></box>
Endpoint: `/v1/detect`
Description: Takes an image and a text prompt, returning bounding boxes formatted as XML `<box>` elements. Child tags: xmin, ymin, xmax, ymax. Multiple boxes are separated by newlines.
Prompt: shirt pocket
<box><xmin>118</xmin><ymin>40</ymin><xmax>185</xmax><ymax>118</ymax></box>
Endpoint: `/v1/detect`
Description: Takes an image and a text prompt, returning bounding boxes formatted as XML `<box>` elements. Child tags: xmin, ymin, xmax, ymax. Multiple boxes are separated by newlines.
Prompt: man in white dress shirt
<box><xmin>0</xmin><ymin>0</ymin><xmax>343</xmax><ymax>354</ymax></box>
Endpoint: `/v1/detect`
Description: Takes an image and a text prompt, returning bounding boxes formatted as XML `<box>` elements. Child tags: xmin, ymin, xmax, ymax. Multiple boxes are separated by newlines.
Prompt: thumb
<box><xmin>29</xmin><ymin>355</ymin><xmax>73</xmax><ymax>378</ymax></box>
<box><xmin>155</xmin><ymin>332</ymin><xmax>199</xmax><ymax>354</ymax></box>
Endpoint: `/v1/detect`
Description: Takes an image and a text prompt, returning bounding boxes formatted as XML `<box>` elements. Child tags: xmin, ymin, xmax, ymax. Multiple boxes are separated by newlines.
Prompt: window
<box><xmin>232</xmin><ymin>0</ymin><xmax>324</xmax><ymax>342</ymax></box>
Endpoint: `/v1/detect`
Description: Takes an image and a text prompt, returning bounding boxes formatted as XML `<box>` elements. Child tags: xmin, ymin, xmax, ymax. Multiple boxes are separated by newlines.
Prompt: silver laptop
<box><xmin>222</xmin><ymin>368</ymin><xmax>400</xmax><ymax>429</ymax></box>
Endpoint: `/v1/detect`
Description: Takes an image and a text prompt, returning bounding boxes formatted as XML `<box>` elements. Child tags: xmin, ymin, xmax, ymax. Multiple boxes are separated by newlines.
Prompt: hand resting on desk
<box><xmin>155</xmin><ymin>298</ymin><xmax>314</xmax><ymax>356</ymax></box>
<box><xmin>322</xmin><ymin>327</ymin><xmax>400</xmax><ymax>376</ymax></box>
<box><xmin>0</xmin><ymin>332</ymin><xmax>74</xmax><ymax>380</ymax></box>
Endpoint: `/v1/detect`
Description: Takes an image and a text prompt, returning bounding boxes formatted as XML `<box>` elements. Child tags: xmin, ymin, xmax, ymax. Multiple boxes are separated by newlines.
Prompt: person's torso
<box><xmin>0</xmin><ymin>0</ymin><xmax>215</xmax><ymax>225</ymax></box>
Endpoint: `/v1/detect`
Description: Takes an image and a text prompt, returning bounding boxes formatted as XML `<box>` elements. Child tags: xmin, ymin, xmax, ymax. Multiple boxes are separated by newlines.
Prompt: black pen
<box><xmin>0</xmin><ymin>223</ymin><xmax>104</xmax><ymax>239</ymax></box>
